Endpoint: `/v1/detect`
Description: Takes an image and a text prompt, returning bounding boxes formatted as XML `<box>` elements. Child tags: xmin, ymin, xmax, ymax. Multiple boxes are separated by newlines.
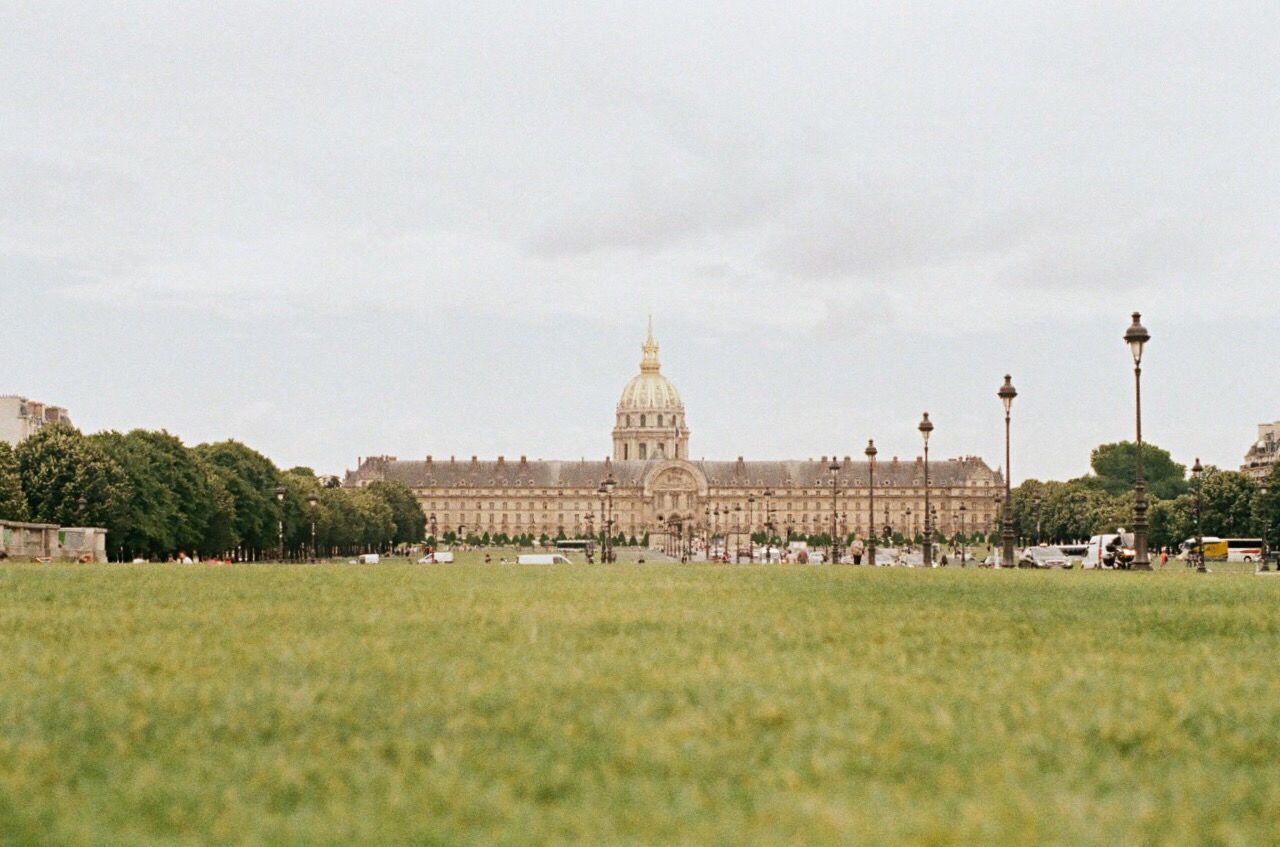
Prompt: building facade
<box><xmin>1241</xmin><ymin>422</ymin><xmax>1280</xmax><ymax>481</ymax></box>
<box><xmin>0</xmin><ymin>395</ymin><xmax>72</xmax><ymax>446</ymax></box>
<box><xmin>344</xmin><ymin>325</ymin><xmax>1004</xmax><ymax>544</ymax></box>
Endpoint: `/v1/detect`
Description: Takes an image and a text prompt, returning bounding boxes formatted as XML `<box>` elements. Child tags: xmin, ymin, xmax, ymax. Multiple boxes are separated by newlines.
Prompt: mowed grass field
<box><xmin>2</xmin><ymin>564</ymin><xmax>1279</xmax><ymax>846</ymax></box>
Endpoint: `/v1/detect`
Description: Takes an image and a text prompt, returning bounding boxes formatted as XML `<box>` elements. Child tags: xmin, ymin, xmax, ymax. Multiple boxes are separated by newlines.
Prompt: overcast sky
<box><xmin>4</xmin><ymin>2</ymin><xmax>1277</xmax><ymax>481</ymax></box>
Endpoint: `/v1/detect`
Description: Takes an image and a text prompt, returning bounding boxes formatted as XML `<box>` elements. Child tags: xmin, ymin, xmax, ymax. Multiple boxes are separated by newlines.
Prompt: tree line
<box><xmin>0</xmin><ymin>425</ymin><xmax>426</xmax><ymax>561</ymax></box>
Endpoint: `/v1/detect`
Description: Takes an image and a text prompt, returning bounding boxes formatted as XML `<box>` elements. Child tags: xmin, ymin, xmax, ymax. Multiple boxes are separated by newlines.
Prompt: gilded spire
<box><xmin>640</xmin><ymin>315</ymin><xmax>660</xmax><ymax>372</ymax></box>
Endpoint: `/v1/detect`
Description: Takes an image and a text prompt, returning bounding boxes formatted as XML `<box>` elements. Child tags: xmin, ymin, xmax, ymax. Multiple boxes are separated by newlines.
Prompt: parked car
<box><xmin>1019</xmin><ymin>546</ymin><xmax>1071</xmax><ymax>569</ymax></box>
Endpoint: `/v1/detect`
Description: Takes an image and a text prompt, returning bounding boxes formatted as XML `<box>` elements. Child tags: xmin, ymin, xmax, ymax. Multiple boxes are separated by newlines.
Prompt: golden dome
<box><xmin>617</xmin><ymin>319</ymin><xmax>684</xmax><ymax>412</ymax></box>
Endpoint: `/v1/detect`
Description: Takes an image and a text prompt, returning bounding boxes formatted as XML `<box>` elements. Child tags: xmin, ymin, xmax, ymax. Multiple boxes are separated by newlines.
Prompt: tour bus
<box><xmin>517</xmin><ymin>553</ymin><xmax>573</xmax><ymax>565</ymax></box>
<box><xmin>1179</xmin><ymin>537</ymin><xmax>1228</xmax><ymax>561</ymax></box>
<box><xmin>555</xmin><ymin>539</ymin><xmax>596</xmax><ymax>557</ymax></box>
<box><xmin>1226</xmin><ymin>538</ymin><xmax>1265</xmax><ymax>562</ymax></box>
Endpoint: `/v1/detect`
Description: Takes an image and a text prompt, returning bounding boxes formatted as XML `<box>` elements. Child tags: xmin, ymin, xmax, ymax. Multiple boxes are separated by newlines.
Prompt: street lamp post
<box><xmin>273</xmin><ymin>483</ymin><xmax>286</xmax><ymax>562</ymax></box>
<box><xmin>997</xmin><ymin>375</ymin><xmax>1018</xmax><ymax>568</ymax></box>
<box><xmin>1126</xmin><ymin>314</ymin><xmax>1157</xmax><ymax>573</ymax></box>
<box><xmin>919</xmin><ymin>413</ymin><xmax>934</xmax><ymax>567</ymax></box>
<box><xmin>1033</xmin><ymin>493</ymin><xmax>1042</xmax><ymax>546</ymax></box>
<box><xmin>1260</xmin><ymin>483</ymin><xmax>1273</xmax><ymax>572</ymax></box>
<box><xmin>829</xmin><ymin>457</ymin><xmax>840</xmax><ymax>564</ymax></box>
<box><xmin>308</xmin><ymin>494</ymin><xmax>319</xmax><ymax>561</ymax></box>
<box><xmin>865</xmin><ymin>439</ymin><xmax>877</xmax><ymax>567</ymax></box>
<box><xmin>736</xmin><ymin>499</ymin><xmax>744</xmax><ymax>560</ymax></box>
<box><xmin>1125</xmin><ymin>312</ymin><xmax>1153</xmax><ymax>570</ymax></box>
<box><xmin>1192</xmin><ymin>458</ymin><xmax>1207</xmax><ymax>573</ymax></box>
<box><xmin>747</xmin><ymin>495</ymin><xmax>756</xmax><ymax>562</ymax></box>
<box><xmin>958</xmin><ymin>502</ymin><xmax>967</xmax><ymax>566</ymax></box>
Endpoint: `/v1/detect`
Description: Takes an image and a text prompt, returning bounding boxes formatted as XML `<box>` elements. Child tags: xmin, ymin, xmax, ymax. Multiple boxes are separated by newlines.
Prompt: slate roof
<box><xmin>346</xmin><ymin>455</ymin><xmax>1001</xmax><ymax>489</ymax></box>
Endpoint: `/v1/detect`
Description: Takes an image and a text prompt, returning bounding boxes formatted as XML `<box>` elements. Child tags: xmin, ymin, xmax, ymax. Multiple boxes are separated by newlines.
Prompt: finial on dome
<box><xmin>641</xmin><ymin>316</ymin><xmax>660</xmax><ymax>373</ymax></box>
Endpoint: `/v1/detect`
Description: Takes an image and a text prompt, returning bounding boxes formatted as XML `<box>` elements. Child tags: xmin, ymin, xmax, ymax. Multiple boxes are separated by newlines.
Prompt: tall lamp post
<box><xmin>1033</xmin><ymin>493</ymin><xmax>1042</xmax><ymax>546</ymax></box>
<box><xmin>307</xmin><ymin>494</ymin><xmax>318</xmax><ymax>561</ymax></box>
<box><xmin>603</xmin><ymin>473</ymin><xmax>616</xmax><ymax>562</ymax></box>
<box><xmin>997</xmin><ymin>375</ymin><xmax>1017</xmax><ymax>567</ymax></box>
<box><xmin>733</xmin><ymin>504</ymin><xmax>742</xmax><ymax>562</ymax></box>
<box><xmin>1260</xmin><ymin>483</ymin><xmax>1273</xmax><ymax>572</ymax></box>
<box><xmin>274</xmin><ymin>485</ymin><xmax>286</xmax><ymax>562</ymax></box>
<box><xmin>919</xmin><ymin>413</ymin><xmax>934</xmax><ymax>567</ymax></box>
<box><xmin>958</xmin><ymin>502</ymin><xmax>967</xmax><ymax>566</ymax></box>
<box><xmin>1125</xmin><ymin>312</ymin><xmax>1153</xmax><ymax>570</ymax></box>
<box><xmin>865</xmin><ymin>439</ymin><xmax>877</xmax><ymax>566</ymax></box>
<box><xmin>1192</xmin><ymin>458</ymin><xmax>1207</xmax><ymax>573</ymax></box>
<box><xmin>747</xmin><ymin>495</ymin><xmax>756</xmax><ymax>562</ymax></box>
<box><xmin>829</xmin><ymin>457</ymin><xmax>840</xmax><ymax>564</ymax></box>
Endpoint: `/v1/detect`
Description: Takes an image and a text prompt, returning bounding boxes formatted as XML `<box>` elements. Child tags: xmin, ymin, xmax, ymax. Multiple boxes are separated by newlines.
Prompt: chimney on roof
<box><xmin>426</xmin><ymin>455</ymin><xmax>432</xmax><ymax>464</ymax></box>
<box><xmin>821</xmin><ymin>456</ymin><xmax>827</xmax><ymax>463</ymax></box>
<box><xmin>844</xmin><ymin>455</ymin><xmax>851</xmax><ymax>464</ymax></box>
<box><xmin>520</xmin><ymin>455</ymin><xmax>527</xmax><ymax>465</ymax></box>
<box><xmin>450</xmin><ymin>455</ymin><xmax>455</xmax><ymax>464</ymax></box>
<box><xmin>497</xmin><ymin>455</ymin><xmax>504</xmax><ymax>464</ymax></box>
<box><xmin>471</xmin><ymin>455</ymin><xmax>478</xmax><ymax>464</ymax></box>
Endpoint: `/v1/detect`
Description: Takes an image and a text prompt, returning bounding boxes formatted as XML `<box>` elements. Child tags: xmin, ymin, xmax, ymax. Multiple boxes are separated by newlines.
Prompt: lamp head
<box><xmin>864</xmin><ymin>439</ymin><xmax>877</xmax><ymax>460</ymax></box>
<box><xmin>998</xmin><ymin>374</ymin><xmax>1017</xmax><ymax>414</ymax></box>
<box><xmin>1124</xmin><ymin>311</ymin><xmax>1150</xmax><ymax>365</ymax></box>
<box><xmin>275</xmin><ymin>485</ymin><xmax>286</xmax><ymax>502</ymax></box>
<box><xmin>1192</xmin><ymin>457</ymin><xmax>1203</xmax><ymax>477</ymax></box>
<box><xmin>918</xmin><ymin>412</ymin><xmax>933</xmax><ymax>443</ymax></box>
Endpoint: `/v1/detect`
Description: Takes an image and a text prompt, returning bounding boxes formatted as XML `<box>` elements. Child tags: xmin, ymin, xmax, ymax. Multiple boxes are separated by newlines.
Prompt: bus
<box><xmin>1226</xmin><ymin>538</ymin><xmax>1264</xmax><ymax>562</ymax></box>
<box><xmin>1179</xmin><ymin>537</ymin><xmax>1227</xmax><ymax>561</ymax></box>
<box><xmin>554</xmin><ymin>539</ymin><xmax>596</xmax><ymax>557</ymax></box>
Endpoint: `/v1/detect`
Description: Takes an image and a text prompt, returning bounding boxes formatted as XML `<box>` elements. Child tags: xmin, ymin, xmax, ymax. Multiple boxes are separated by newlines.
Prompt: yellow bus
<box><xmin>1180</xmin><ymin>536</ymin><xmax>1228</xmax><ymax>561</ymax></box>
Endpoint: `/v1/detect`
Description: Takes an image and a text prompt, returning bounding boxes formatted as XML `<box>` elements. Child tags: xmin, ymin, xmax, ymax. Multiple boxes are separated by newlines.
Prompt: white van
<box><xmin>517</xmin><ymin>553</ymin><xmax>572</xmax><ymax>565</ymax></box>
<box><xmin>418</xmin><ymin>551</ymin><xmax>454</xmax><ymax>564</ymax></box>
<box><xmin>1081</xmin><ymin>533</ymin><xmax>1133</xmax><ymax>569</ymax></box>
<box><xmin>356</xmin><ymin>553</ymin><xmax>381</xmax><ymax>565</ymax></box>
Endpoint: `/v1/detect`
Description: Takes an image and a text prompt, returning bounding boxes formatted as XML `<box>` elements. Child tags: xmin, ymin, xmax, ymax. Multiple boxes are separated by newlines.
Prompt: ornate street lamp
<box><xmin>308</xmin><ymin>493</ymin><xmax>319</xmax><ymax>561</ymax></box>
<box><xmin>918</xmin><ymin>412</ymin><xmax>934</xmax><ymax>567</ymax></box>
<box><xmin>1033</xmin><ymin>493</ymin><xmax>1043</xmax><ymax>546</ymax></box>
<box><xmin>997</xmin><ymin>374</ymin><xmax>1017</xmax><ymax>567</ymax></box>
<box><xmin>1125</xmin><ymin>312</ymin><xmax>1153</xmax><ymax>569</ymax></box>
<box><xmin>1192</xmin><ymin>458</ymin><xmax>1207</xmax><ymax>573</ymax></box>
<box><xmin>733</xmin><ymin>504</ymin><xmax>742</xmax><ymax>562</ymax></box>
<box><xmin>865</xmin><ymin>439</ymin><xmax>877</xmax><ymax>566</ymax></box>
<box><xmin>603</xmin><ymin>473</ymin><xmax>617</xmax><ymax>562</ymax></box>
<box><xmin>274</xmin><ymin>484</ymin><xmax>286</xmax><ymax>562</ymax></box>
<box><xmin>747</xmin><ymin>494</ymin><xmax>756</xmax><ymax>562</ymax></box>
<box><xmin>1260</xmin><ymin>483</ymin><xmax>1273</xmax><ymax>572</ymax></box>
<box><xmin>829</xmin><ymin>456</ymin><xmax>840</xmax><ymax>564</ymax></box>
<box><xmin>958</xmin><ymin>502</ymin><xmax>967</xmax><ymax>566</ymax></box>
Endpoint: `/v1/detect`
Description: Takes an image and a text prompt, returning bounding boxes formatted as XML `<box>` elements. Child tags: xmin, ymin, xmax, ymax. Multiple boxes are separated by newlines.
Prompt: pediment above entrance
<box><xmin>642</xmin><ymin>460</ymin><xmax>708</xmax><ymax>497</ymax></box>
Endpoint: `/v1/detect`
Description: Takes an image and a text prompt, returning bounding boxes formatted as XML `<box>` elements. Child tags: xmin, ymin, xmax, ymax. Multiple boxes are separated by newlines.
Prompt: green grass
<box><xmin>2</xmin><ymin>564</ymin><xmax>1279</xmax><ymax>846</ymax></box>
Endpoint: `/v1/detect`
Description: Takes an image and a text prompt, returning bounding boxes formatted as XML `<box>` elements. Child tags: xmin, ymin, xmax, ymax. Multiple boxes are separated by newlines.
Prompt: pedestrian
<box><xmin>1160</xmin><ymin>547</ymin><xmax>1169</xmax><ymax>568</ymax></box>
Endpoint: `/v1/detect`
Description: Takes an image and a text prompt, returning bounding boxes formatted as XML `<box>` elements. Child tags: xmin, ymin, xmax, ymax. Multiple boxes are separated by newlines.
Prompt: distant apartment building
<box><xmin>1241</xmin><ymin>422</ymin><xmax>1280</xmax><ymax>481</ymax></box>
<box><xmin>0</xmin><ymin>395</ymin><xmax>73</xmax><ymax>446</ymax></box>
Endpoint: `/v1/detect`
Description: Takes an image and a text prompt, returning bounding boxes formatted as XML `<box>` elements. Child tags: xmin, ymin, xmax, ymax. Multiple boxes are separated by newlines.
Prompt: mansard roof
<box><xmin>346</xmin><ymin>454</ymin><xmax>1000</xmax><ymax>490</ymax></box>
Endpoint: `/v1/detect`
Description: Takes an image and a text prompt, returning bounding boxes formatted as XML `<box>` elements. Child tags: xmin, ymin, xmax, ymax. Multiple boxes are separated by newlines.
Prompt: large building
<box><xmin>1241</xmin><ymin>422</ymin><xmax>1280</xmax><ymax>481</ymax></box>
<box><xmin>344</xmin><ymin>325</ymin><xmax>1003</xmax><ymax>544</ymax></box>
<box><xmin>0</xmin><ymin>395</ymin><xmax>72</xmax><ymax>447</ymax></box>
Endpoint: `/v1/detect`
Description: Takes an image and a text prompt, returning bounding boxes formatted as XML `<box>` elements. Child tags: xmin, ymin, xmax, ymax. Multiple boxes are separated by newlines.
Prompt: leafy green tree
<box><xmin>193</xmin><ymin>441</ymin><xmax>281</xmax><ymax>557</ymax></box>
<box><xmin>1089</xmin><ymin>441</ymin><xmax>1188</xmax><ymax>499</ymax></box>
<box><xmin>366</xmin><ymin>480</ymin><xmax>426</xmax><ymax>545</ymax></box>
<box><xmin>1197</xmin><ymin>468</ymin><xmax>1257</xmax><ymax>537</ymax></box>
<box><xmin>91</xmin><ymin>429</ymin><xmax>221</xmax><ymax>559</ymax></box>
<box><xmin>16</xmin><ymin>424</ymin><xmax>131</xmax><ymax>531</ymax></box>
<box><xmin>0</xmin><ymin>442</ymin><xmax>27</xmax><ymax>521</ymax></box>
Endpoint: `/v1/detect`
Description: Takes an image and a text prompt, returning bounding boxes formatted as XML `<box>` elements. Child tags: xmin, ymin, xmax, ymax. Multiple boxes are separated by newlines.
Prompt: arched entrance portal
<box><xmin>642</xmin><ymin>460</ymin><xmax>708</xmax><ymax>559</ymax></box>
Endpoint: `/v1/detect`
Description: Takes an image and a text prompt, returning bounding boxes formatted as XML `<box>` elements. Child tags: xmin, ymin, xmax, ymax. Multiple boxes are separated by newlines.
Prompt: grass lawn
<box><xmin>2</xmin><ymin>564</ymin><xmax>1278</xmax><ymax>846</ymax></box>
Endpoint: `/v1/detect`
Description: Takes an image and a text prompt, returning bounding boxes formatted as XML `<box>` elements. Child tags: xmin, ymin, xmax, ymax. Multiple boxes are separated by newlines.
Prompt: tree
<box><xmin>15</xmin><ymin>424</ymin><xmax>131</xmax><ymax>531</ymax></box>
<box><xmin>193</xmin><ymin>441</ymin><xmax>281</xmax><ymax>558</ymax></box>
<box><xmin>366</xmin><ymin>480</ymin><xmax>426</xmax><ymax>545</ymax></box>
<box><xmin>0</xmin><ymin>442</ymin><xmax>27</xmax><ymax>521</ymax></box>
<box><xmin>1089</xmin><ymin>441</ymin><xmax>1188</xmax><ymax>499</ymax></box>
<box><xmin>1198</xmin><ymin>468</ymin><xmax>1256</xmax><ymax>537</ymax></box>
<box><xmin>91</xmin><ymin>429</ymin><xmax>221</xmax><ymax>559</ymax></box>
<box><xmin>1253</xmin><ymin>464</ymin><xmax>1280</xmax><ymax>550</ymax></box>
